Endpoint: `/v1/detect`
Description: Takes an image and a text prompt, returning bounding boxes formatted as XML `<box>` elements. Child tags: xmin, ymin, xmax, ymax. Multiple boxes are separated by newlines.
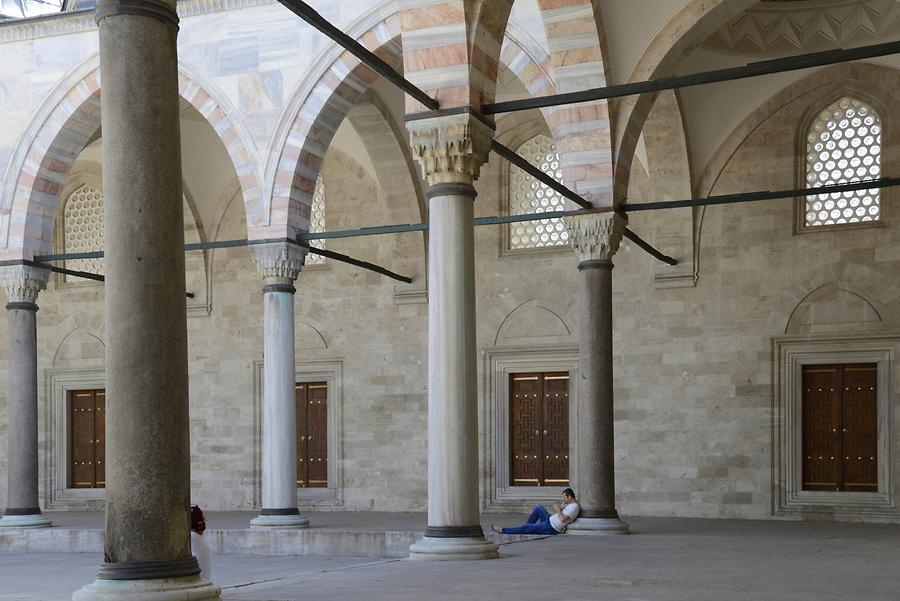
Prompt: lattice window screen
<box><xmin>63</xmin><ymin>184</ymin><xmax>104</xmax><ymax>278</ymax></box>
<box><xmin>805</xmin><ymin>97</ymin><xmax>882</xmax><ymax>227</ymax></box>
<box><xmin>508</xmin><ymin>135</ymin><xmax>570</xmax><ymax>250</ymax></box>
<box><xmin>305</xmin><ymin>176</ymin><xmax>326</xmax><ymax>265</ymax></box>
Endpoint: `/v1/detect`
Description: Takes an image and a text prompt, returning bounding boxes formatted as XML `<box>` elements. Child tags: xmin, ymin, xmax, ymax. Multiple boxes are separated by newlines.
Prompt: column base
<box><xmin>566</xmin><ymin>516</ymin><xmax>630</xmax><ymax>535</ymax></box>
<box><xmin>250</xmin><ymin>513</ymin><xmax>309</xmax><ymax>529</ymax></box>
<box><xmin>0</xmin><ymin>513</ymin><xmax>52</xmax><ymax>528</ymax></box>
<box><xmin>72</xmin><ymin>576</ymin><xmax>221</xmax><ymax>601</ymax></box>
<box><xmin>408</xmin><ymin>536</ymin><xmax>499</xmax><ymax>561</ymax></box>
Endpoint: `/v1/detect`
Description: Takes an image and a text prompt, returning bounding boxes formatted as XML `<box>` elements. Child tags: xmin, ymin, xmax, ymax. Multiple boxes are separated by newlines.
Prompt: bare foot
<box><xmin>491</xmin><ymin>525</ymin><xmax>502</xmax><ymax>534</ymax></box>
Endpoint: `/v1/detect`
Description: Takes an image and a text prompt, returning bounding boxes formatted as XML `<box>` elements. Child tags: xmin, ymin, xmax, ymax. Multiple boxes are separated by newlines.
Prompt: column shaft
<box><xmin>577</xmin><ymin>262</ymin><xmax>617</xmax><ymax>517</ymax></box>
<box><xmin>6</xmin><ymin>306</ymin><xmax>39</xmax><ymax>513</ymax></box>
<box><xmin>262</xmin><ymin>290</ymin><xmax>298</xmax><ymax>510</ymax></box>
<box><xmin>96</xmin><ymin>0</ymin><xmax>197</xmax><ymax>577</ymax></box>
<box><xmin>426</xmin><ymin>189</ymin><xmax>479</xmax><ymax>531</ymax></box>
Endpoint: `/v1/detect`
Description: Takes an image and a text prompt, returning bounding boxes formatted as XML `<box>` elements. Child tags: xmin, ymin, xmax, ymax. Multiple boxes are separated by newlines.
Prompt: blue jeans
<box><xmin>501</xmin><ymin>504</ymin><xmax>559</xmax><ymax>535</ymax></box>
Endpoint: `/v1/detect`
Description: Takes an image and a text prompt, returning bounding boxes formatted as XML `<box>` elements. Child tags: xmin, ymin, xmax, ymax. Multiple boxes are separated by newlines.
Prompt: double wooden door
<box><xmin>70</xmin><ymin>389</ymin><xmax>105</xmax><ymax>488</ymax></box>
<box><xmin>509</xmin><ymin>373</ymin><xmax>569</xmax><ymax>487</ymax></box>
<box><xmin>296</xmin><ymin>382</ymin><xmax>327</xmax><ymax>488</ymax></box>
<box><xmin>802</xmin><ymin>364</ymin><xmax>878</xmax><ymax>492</ymax></box>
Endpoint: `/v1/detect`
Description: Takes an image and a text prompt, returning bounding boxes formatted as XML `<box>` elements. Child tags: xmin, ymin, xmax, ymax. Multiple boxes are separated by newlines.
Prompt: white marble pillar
<box><xmin>250</xmin><ymin>242</ymin><xmax>309</xmax><ymax>529</ymax></box>
<box><xmin>73</xmin><ymin>1</ymin><xmax>221</xmax><ymax>599</ymax></box>
<box><xmin>0</xmin><ymin>266</ymin><xmax>51</xmax><ymax>529</ymax></box>
<box><xmin>406</xmin><ymin>112</ymin><xmax>498</xmax><ymax>560</ymax></box>
<box><xmin>565</xmin><ymin>213</ymin><xmax>630</xmax><ymax>535</ymax></box>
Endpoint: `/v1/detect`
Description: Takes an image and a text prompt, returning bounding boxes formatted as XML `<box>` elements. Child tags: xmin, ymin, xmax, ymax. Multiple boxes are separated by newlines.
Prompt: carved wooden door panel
<box><xmin>69</xmin><ymin>389</ymin><xmax>105</xmax><ymax>488</ymax></box>
<box><xmin>841</xmin><ymin>364</ymin><xmax>877</xmax><ymax>492</ymax></box>
<box><xmin>541</xmin><ymin>373</ymin><xmax>570</xmax><ymax>486</ymax></box>
<box><xmin>296</xmin><ymin>382</ymin><xmax>328</xmax><ymax>488</ymax></box>
<box><xmin>510</xmin><ymin>375</ymin><xmax>542</xmax><ymax>486</ymax></box>
<box><xmin>306</xmin><ymin>384</ymin><xmax>328</xmax><ymax>488</ymax></box>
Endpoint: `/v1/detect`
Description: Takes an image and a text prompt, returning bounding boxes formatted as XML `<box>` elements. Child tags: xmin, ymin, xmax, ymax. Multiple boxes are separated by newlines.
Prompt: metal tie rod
<box><xmin>34</xmin><ymin>240</ymin><xmax>415</xmax><ymax>284</ymax></box>
<box><xmin>624</xmin><ymin>177</ymin><xmax>900</xmax><ymax>212</ymax></box>
<box><xmin>482</xmin><ymin>40</ymin><xmax>900</xmax><ymax>115</ymax></box>
<box><xmin>276</xmin><ymin>0</ymin><xmax>438</xmax><ymax>110</ymax></box>
<box><xmin>491</xmin><ymin>140</ymin><xmax>592</xmax><ymax>209</ymax></box>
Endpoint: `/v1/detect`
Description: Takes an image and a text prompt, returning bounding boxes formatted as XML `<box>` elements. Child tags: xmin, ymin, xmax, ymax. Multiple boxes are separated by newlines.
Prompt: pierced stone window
<box><xmin>508</xmin><ymin>135</ymin><xmax>570</xmax><ymax>250</ymax></box>
<box><xmin>63</xmin><ymin>184</ymin><xmax>104</xmax><ymax>279</ymax></box>
<box><xmin>305</xmin><ymin>176</ymin><xmax>326</xmax><ymax>266</ymax></box>
<box><xmin>804</xmin><ymin>97</ymin><xmax>882</xmax><ymax>228</ymax></box>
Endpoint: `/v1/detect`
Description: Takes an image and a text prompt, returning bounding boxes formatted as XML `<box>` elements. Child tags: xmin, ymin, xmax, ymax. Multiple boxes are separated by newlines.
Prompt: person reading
<box><xmin>491</xmin><ymin>488</ymin><xmax>580</xmax><ymax>535</ymax></box>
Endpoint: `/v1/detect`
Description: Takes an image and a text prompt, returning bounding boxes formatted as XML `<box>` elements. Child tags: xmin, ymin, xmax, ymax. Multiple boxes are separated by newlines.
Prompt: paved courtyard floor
<box><xmin>1</xmin><ymin>517</ymin><xmax>898</xmax><ymax>600</ymax></box>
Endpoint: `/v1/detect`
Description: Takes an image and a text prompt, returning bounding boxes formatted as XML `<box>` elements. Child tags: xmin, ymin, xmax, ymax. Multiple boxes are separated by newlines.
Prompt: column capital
<box><xmin>250</xmin><ymin>241</ymin><xmax>307</xmax><ymax>287</ymax></box>
<box><xmin>566</xmin><ymin>212</ymin><xmax>627</xmax><ymax>265</ymax></box>
<box><xmin>406</xmin><ymin>111</ymin><xmax>494</xmax><ymax>187</ymax></box>
<box><xmin>0</xmin><ymin>265</ymin><xmax>49</xmax><ymax>306</ymax></box>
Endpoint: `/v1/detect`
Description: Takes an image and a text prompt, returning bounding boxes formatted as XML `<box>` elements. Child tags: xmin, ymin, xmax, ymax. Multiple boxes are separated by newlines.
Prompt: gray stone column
<box><xmin>406</xmin><ymin>112</ymin><xmax>498</xmax><ymax>560</ymax></box>
<box><xmin>74</xmin><ymin>1</ymin><xmax>220</xmax><ymax>599</ymax></box>
<box><xmin>250</xmin><ymin>241</ymin><xmax>309</xmax><ymax>529</ymax></box>
<box><xmin>0</xmin><ymin>266</ymin><xmax>50</xmax><ymax>529</ymax></box>
<box><xmin>565</xmin><ymin>213</ymin><xmax>629</xmax><ymax>535</ymax></box>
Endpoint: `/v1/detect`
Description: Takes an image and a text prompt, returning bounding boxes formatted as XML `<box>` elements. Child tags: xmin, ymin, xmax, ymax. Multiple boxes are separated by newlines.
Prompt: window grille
<box><xmin>508</xmin><ymin>135</ymin><xmax>570</xmax><ymax>250</ymax></box>
<box><xmin>805</xmin><ymin>97</ymin><xmax>882</xmax><ymax>227</ymax></box>
<box><xmin>305</xmin><ymin>176</ymin><xmax>326</xmax><ymax>265</ymax></box>
<box><xmin>63</xmin><ymin>184</ymin><xmax>104</xmax><ymax>278</ymax></box>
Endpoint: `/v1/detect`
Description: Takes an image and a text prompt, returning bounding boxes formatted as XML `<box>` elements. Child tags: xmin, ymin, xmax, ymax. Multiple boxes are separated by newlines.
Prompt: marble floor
<box><xmin>1</xmin><ymin>517</ymin><xmax>898</xmax><ymax>600</ymax></box>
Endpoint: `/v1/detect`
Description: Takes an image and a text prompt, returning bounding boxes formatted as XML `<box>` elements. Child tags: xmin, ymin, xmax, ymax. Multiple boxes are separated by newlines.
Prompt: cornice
<box><xmin>0</xmin><ymin>0</ymin><xmax>276</xmax><ymax>43</ymax></box>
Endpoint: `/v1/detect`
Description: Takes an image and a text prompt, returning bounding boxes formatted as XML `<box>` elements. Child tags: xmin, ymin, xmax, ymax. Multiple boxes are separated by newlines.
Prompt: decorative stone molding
<box><xmin>566</xmin><ymin>212</ymin><xmax>626</xmax><ymax>264</ymax></box>
<box><xmin>0</xmin><ymin>265</ymin><xmax>49</xmax><ymax>304</ymax></box>
<box><xmin>250</xmin><ymin>241</ymin><xmax>306</xmax><ymax>286</ymax></box>
<box><xmin>406</xmin><ymin>112</ymin><xmax>494</xmax><ymax>186</ymax></box>
<box><xmin>705</xmin><ymin>0</ymin><xmax>900</xmax><ymax>54</ymax></box>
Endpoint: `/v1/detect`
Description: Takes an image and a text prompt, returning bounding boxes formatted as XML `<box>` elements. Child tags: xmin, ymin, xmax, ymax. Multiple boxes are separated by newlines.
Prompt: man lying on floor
<box><xmin>491</xmin><ymin>488</ymin><xmax>580</xmax><ymax>535</ymax></box>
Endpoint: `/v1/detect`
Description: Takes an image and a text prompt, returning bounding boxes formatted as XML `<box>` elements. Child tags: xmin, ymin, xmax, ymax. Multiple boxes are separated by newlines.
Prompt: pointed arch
<box><xmin>0</xmin><ymin>57</ymin><xmax>262</xmax><ymax>261</ymax></box>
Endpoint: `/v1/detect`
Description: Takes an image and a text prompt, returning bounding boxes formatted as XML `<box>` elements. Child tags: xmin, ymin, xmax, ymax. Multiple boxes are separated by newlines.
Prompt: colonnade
<box><xmin>0</xmin><ymin>5</ymin><xmax>628</xmax><ymax>600</ymax></box>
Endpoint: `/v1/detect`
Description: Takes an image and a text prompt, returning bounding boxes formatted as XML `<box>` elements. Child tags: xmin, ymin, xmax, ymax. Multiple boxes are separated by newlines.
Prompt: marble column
<box><xmin>406</xmin><ymin>112</ymin><xmax>498</xmax><ymax>560</ymax></box>
<box><xmin>250</xmin><ymin>242</ymin><xmax>309</xmax><ymax>529</ymax></box>
<box><xmin>0</xmin><ymin>266</ymin><xmax>51</xmax><ymax>529</ymax></box>
<box><xmin>565</xmin><ymin>213</ymin><xmax>630</xmax><ymax>535</ymax></box>
<box><xmin>74</xmin><ymin>1</ymin><xmax>220</xmax><ymax>599</ymax></box>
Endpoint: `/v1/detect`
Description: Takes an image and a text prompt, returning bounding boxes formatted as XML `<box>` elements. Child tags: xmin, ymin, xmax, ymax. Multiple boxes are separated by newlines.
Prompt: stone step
<box><xmin>0</xmin><ymin>528</ymin><xmax>541</xmax><ymax>559</ymax></box>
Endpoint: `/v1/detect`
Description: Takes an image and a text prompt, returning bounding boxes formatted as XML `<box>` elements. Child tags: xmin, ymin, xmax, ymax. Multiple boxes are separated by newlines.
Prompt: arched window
<box><xmin>63</xmin><ymin>184</ymin><xmax>104</xmax><ymax>279</ymax></box>
<box><xmin>804</xmin><ymin>97</ymin><xmax>882</xmax><ymax>228</ymax></box>
<box><xmin>507</xmin><ymin>135</ymin><xmax>570</xmax><ymax>250</ymax></box>
<box><xmin>305</xmin><ymin>175</ymin><xmax>326</xmax><ymax>265</ymax></box>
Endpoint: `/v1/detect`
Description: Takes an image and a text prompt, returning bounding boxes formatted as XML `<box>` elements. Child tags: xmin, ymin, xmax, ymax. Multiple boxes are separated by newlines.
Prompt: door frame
<box><xmin>482</xmin><ymin>345</ymin><xmax>578</xmax><ymax>511</ymax></box>
<box><xmin>773</xmin><ymin>335</ymin><xmax>897</xmax><ymax>519</ymax></box>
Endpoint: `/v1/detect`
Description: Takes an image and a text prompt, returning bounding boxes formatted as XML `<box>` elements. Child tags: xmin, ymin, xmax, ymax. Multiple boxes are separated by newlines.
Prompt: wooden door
<box><xmin>69</xmin><ymin>389</ymin><xmax>105</xmax><ymax>488</ymax></box>
<box><xmin>509</xmin><ymin>373</ymin><xmax>569</xmax><ymax>486</ymax></box>
<box><xmin>802</xmin><ymin>364</ymin><xmax>878</xmax><ymax>492</ymax></box>
<box><xmin>296</xmin><ymin>382</ymin><xmax>328</xmax><ymax>488</ymax></box>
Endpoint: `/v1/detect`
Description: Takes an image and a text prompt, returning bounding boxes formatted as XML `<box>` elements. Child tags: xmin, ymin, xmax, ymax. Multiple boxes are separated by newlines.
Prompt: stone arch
<box><xmin>0</xmin><ymin>58</ymin><xmax>262</xmax><ymax>261</ymax></box>
<box><xmin>785</xmin><ymin>282</ymin><xmax>883</xmax><ymax>336</ymax></box>
<box><xmin>494</xmin><ymin>298</ymin><xmax>574</xmax><ymax>347</ymax></box>
<box><xmin>270</xmin><ymin>14</ymin><xmax>561</xmax><ymax>239</ymax></box>
<box><xmin>613</xmin><ymin>0</ymin><xmax>760</xmax><ymax>204</ymax></box>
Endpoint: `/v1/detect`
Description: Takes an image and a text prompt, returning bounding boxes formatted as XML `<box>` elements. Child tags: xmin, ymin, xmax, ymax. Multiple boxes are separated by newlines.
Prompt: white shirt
<box><xmin>191</xmin><ymin>531</ymin><xmax>212</xmax><ymax>580</ymax></box>
<box><xmin>549</xmin><ymin>502</ymin><xmax>580</xmax><ymax>533</ymax></box>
